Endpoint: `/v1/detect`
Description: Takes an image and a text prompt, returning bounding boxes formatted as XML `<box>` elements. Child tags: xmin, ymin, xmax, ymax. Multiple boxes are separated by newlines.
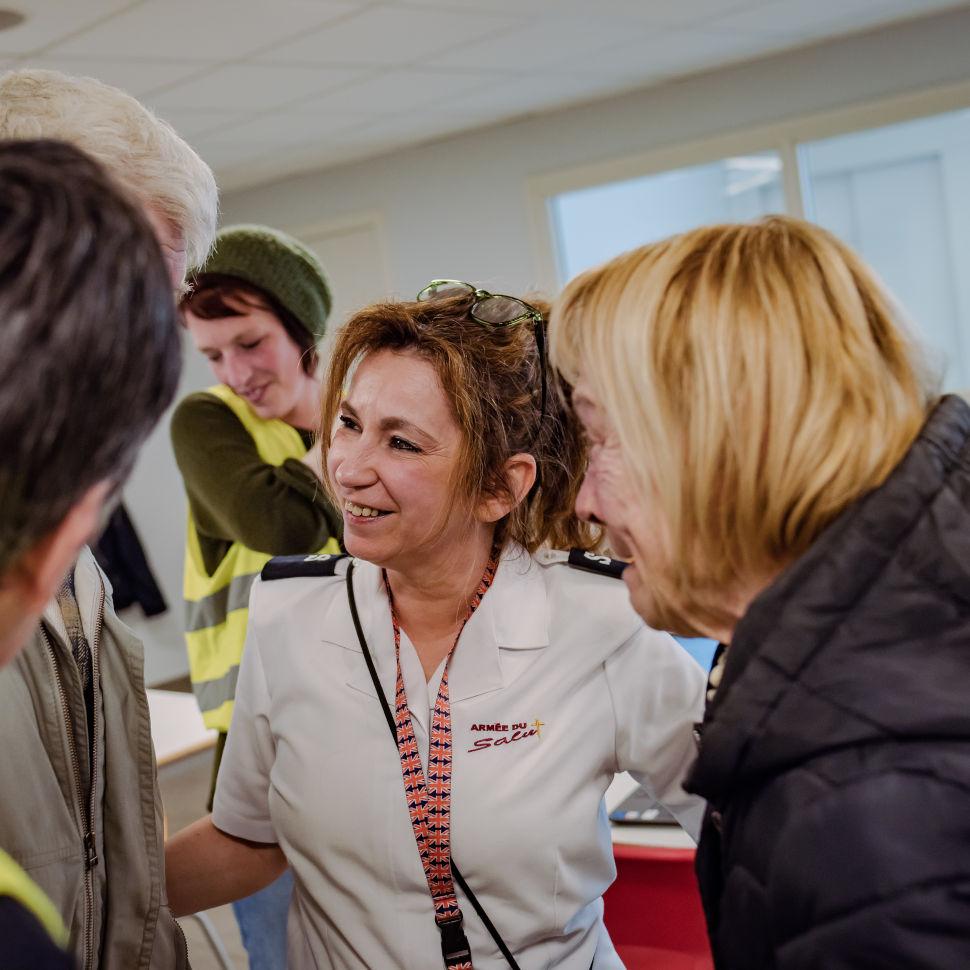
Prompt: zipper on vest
<box><xmin>42</xmin><ymin>582</ymin><xmax>104</xmax><ymax>970</ymax></box>
<box><xmin>82</xmin><ymin>586</ymin><xmax>104</xmax><ymax>970</ymax></box>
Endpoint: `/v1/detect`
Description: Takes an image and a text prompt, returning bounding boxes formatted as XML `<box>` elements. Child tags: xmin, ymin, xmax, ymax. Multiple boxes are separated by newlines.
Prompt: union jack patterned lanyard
<box><xmin>384</xmin><ymin>551</ymin><xmax>499</xmax><ymax>970</ymax></box>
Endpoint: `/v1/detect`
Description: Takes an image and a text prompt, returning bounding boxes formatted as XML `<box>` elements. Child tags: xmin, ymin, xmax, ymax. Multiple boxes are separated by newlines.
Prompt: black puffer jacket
<box><xmin>685</xmin><ymin>395</ymin><xmax>970</xmax><ymax>970</ymax></box>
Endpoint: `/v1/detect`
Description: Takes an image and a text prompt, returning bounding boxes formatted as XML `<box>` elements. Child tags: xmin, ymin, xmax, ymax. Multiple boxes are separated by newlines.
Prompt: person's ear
<box><xmin>476</xmin><ymin>453</ymin><xmax>537</xmax><ymax>524</ymax></box>
<box><xmin>5</xmin><ymin>480</ymin><xmax>111</xmax><ymax>614</ymax></box>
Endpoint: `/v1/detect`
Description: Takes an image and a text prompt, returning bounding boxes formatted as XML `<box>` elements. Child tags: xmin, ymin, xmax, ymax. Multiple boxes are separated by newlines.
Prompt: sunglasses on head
<box><xmin>416</xmin><ymin>280</ymin><xmax>548</xmax><ymax>435</ymax></box>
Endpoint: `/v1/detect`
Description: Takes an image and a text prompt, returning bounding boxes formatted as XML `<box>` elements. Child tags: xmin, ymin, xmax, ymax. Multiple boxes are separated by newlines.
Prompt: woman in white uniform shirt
<box><xmin>166</xmin><ymin>284</ymin><xmax>706</xmax><ymax>969</ymax></box>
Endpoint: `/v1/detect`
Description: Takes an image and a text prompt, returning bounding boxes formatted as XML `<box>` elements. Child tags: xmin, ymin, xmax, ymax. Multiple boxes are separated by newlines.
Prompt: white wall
<box><xmin>130</xmin><ymin>5</ymin><xmax>970</xmax><ymax>684</ymax></box>
<box><xmin>123</xmin><ymin>341</ymin><xmax>212</xmax><ymax>686</ymax></box>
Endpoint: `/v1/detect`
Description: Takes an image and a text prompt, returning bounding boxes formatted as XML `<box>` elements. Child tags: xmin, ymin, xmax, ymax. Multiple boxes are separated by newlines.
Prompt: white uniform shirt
<box><xmin>213</xmin><ymin>545</ymin><xmax>706</xmax><ymax>969</ymax></box>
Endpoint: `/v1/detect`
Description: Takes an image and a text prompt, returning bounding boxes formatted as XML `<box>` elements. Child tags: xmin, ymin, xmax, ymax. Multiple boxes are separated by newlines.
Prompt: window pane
<box><xmin>674</xmin><ymin>637</ymin><xmax>718</xmax><ymax>671</ymax></box>
<box><xmin>549</xmin><ymin>152</ymin><xmax>784</xmax><ymax>282</ymax></box>
<box><xmin>799</xmin><ymin>109</ymin><xmax>970</xmax><ymax>390</ymax></box>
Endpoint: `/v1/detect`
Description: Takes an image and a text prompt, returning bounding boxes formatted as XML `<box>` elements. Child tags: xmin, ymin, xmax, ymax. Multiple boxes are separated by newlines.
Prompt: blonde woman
<box><xmin>551</xmin><ymin>216</ymin><xmax>970</xmax><ymax>969</ymax></box>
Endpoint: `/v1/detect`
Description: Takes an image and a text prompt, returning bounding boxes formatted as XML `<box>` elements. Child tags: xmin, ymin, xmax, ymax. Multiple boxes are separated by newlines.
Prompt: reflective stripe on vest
<box><xmin>183</xmin><ymin>384</ymin><xmax>339</xmax><ymax>732</ymax></box>
<box><xmin>0</xmin><ymin>848</ymin><xmax>69</xmax><ymax>948</ymax></box>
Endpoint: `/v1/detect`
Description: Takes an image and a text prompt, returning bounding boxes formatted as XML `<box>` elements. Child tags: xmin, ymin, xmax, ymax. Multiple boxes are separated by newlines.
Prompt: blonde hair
<box><xmin>0</xmin><ymin>68</ymin><xmax>217</xmax><ymax>270</ymax></box>
<box><xmin>551</xmin><ymin>215</ymin><xmax>932</xmax><ymax>630</ymax></box>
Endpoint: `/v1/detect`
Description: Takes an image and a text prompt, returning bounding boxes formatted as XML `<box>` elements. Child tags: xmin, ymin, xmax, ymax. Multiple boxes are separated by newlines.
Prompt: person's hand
<box><xmin>301</xmin><ymin>439</ymin><xmax>323</xmax><ymax>480</ymax></box>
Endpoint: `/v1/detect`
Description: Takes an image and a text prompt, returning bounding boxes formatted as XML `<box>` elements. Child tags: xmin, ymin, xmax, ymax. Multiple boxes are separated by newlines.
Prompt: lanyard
<box><xmin>383</xmin><ymin>551</ymin><xmax>498</xmax><ymax>970</ymax></box>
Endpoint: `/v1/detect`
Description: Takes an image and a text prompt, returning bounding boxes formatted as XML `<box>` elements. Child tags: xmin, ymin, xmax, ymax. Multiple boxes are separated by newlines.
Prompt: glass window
<box><xmin>674</xmin><ymin>637</ymin><xmax>717</xmax><ymax>672</ymax></box>
<box><xmin>549</xmin><ymin>152</ymin><xmax>785</xmax><ymax>282</ymax></box>
<box><xmin>799</xmin><ymin>109</ymin><xmax>970</xmax><ymax>390</ymax></box>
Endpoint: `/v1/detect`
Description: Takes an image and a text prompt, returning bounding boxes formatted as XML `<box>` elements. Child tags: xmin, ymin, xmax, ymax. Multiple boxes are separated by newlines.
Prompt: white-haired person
<box><xmin>0</xmin><ymin>136</ymin><xmax>182</xmax><ymax>970</ymax></box>
<box><xmin>0</xmin><ymin>68</ymin><xmax>214</xmax><ymax>289</ymax></box>
<box><xmin>0</xmin><ymin>68</ymin><xmax>217</xmax><ymax>970</ymax></box>
<box><xmin>551</xmin><ymin>215</ymin><xmax>970</xmax><ymax>968</ymax></box>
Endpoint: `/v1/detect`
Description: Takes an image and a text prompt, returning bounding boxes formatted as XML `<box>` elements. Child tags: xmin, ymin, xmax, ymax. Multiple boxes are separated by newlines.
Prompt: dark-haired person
<box><xmin>0</xmin><ymin>138</ymin><xmax>182</xmax><ymax>968</ymax></box>
<box><xmin>0</xmin><ymin>68</ymin><xmax>217</xmax><ymax>970</ymax></box>
<box><xmin>165</xmin><ymin>286</ymin><xmax>706</xmax><ymax>969</ymax></box>
<box><xmin>171</xmin><ymin>224</ymin><xmax>341</xmax><ymax>970</ymax></box>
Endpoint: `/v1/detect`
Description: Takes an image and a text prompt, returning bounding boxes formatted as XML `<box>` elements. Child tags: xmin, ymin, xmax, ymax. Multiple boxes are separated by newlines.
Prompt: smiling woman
<box><xmin>183</xmin><ymin>280</ymin><xmax>317</xmax><ymax>425</ymax></box>
<box><xmin>164</xmin><ymin>288</ymin><xmax>708</xmax><ymax>970</ymax></box>
<box><xmin>169</xmin><ymin>224</ymin><xmax>342</xmax><ymax>970</ymax></box>
<box><xmin>329</xmin><ymin>349</ymin><xmax>491</xmax><ymax>584</ymax></box>
<box><xmin>321</xmin><ymin>294</ymin><xmax>593</xmax><ymax>561</ymax></box>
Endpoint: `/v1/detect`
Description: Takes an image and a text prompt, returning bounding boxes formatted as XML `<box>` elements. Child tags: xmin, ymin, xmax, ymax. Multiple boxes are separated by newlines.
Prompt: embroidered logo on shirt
<box><xmin>467</xmin><ymin>719</ymin><xmax>544</xmax><ymax>753</ymax></box>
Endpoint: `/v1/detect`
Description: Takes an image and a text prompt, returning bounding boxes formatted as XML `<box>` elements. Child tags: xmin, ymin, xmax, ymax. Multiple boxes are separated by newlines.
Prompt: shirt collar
<box><xmin>325</xmin><ymin>545</ymin><xmax>550</xmax><ymax>706</ymax></box>
<box><xmin>323</xmin><ymin>544</ymin><xmax>550</xmax><ymax>653</ymax></box>
<box><xmin>484</xmin><ymin>544</ymin><xmax>549</xmax><ymax>650</ymax></box>
<box><xmin>42</xmin><ymin>546</ymin><xmax>104</xmax><ymax>647</ymax></box>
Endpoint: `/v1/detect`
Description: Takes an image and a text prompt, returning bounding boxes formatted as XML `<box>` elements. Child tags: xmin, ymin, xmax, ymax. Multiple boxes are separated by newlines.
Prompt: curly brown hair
<box><xmin>321</xmin><ymin>293</ymin><xmax>600</xmax><ymax>554</ymax></box>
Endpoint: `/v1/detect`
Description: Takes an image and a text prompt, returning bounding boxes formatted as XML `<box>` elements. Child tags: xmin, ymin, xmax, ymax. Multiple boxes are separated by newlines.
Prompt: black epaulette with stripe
<box><xmin>261</xmin><ymin>553</ymin><xmax>350</xmax><ymax>581</ymax></box>
<box><xmin>534</xmin><ymin>548</ymin><xmax>628</xmax><ymax>578</ymax></box>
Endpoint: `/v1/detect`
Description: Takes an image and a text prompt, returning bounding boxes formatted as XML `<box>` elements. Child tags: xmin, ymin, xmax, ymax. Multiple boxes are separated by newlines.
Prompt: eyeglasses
<box><xmin>417</xmin><ymin>280</ymin><xmax>541</xmax><ymax>326</ymax></box>
<box><xmin>416</xmin><ymin>280</ymin><xmax>547</xmax><ymax>435</ymax></box>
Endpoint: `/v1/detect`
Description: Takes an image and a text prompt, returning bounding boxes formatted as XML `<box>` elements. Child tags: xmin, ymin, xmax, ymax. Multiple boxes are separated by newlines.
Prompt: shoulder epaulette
<box><xmin>261</xmin><ymin>553</ymin><xmax>350</xmax><ymax>581</ymax></box>
<box><xmin>535</xmin><ymin>548</ymin><xmax>628</xmax><ymax>579</ymax></box>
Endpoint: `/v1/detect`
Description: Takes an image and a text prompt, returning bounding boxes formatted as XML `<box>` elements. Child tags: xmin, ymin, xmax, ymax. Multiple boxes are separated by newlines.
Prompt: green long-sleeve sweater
<box><xmin>170</xmin><ymin>391</ymin><xmax>341</xmax><ymax>576</ymax></box>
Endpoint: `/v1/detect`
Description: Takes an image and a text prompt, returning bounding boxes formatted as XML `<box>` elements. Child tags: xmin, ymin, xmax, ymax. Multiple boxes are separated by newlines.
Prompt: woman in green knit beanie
<box><xmin>171</xmin><ymin>224</ymin><xmax>341</xmax><ymax>970</ymax></box>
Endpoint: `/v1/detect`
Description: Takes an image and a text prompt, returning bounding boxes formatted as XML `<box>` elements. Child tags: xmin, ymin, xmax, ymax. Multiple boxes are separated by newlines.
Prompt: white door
<box><xmin>297</xmin><ymin>214</ymin><xmax>392</xmax><ymax>333</ymax></box>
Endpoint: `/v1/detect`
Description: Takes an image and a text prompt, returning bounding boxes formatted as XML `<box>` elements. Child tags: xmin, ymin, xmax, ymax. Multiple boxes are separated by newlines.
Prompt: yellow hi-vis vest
<box><xmin>183</xmin><ymin>384</ymin><xmax>339</xmax><ymax>732</ymax></box>
<box><xmin>0</xmin><ymin>848</ymin><xmax>69</xmax><ymax>948</ymax></box>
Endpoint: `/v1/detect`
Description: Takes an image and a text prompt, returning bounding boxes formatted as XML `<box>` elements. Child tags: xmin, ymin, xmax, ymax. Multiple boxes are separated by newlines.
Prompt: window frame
<box><xmin>527</xmin><ymin>78</ymin><xmax>970</xmax><ymax>291</ymax></box>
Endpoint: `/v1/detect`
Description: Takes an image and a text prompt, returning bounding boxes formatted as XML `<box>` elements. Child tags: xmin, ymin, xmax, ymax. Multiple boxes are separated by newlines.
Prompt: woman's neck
<box><xmin>700</xmin><ymin>572</ymin><xmax>779</xmax><ymax>645</ymax></box>
<box><xmin>282</xmin><ymin>373</ymin><xmax>321</xmax><ymax>431</ymax></box>
<box><xmin>385</xmin><ymin>529</ymin><xmax>496</xmax><ymax>678</ymax></box>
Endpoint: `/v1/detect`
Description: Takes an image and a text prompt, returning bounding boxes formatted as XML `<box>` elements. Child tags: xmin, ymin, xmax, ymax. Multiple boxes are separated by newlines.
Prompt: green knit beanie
<box><xmin>197</xmin><ymin>224</ymin><xmax>332</xmax><ymax>339</ymax></box>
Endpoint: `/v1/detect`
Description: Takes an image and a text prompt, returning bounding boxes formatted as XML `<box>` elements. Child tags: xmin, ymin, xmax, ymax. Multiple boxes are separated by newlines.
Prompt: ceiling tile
<box><xmin>594</xmin><ymin>28</ymin><xmax>785</xmax><ymax>80</ymax></box>
<box><xmin>150</xmin><ymin>63</ymin><xmax>371</xmax><ymax>111</ymax></box>
<box><xmin>51</xmin><ymin>0</ymin><xmax>363</xmax><ymax>60</ymax></box>
<box><xmin>289</xmin><ymin>68</ymin><xmax>499</xmax><ymax>114</ymax></box>
<box><xmin>196</xmin><ymin>108</ymin><xmax>371</xmax><ymax>150</ymax></box>
<box><xmin>399</xmin><ymin>0</ymin><xmax>559</xmax><ymax>8</ymax></box>
<box><xmin>706</xmin><ymin>0</ymin><xmax>969</xmax><ymax>38</ymax></box>
<box><xmin>191</xmin><ymin>140</ymin><xmax>272</xmax><ymax>173</ymax></box>
<box><xmin>547</xmin><ymin>0</ymin><xmax>765</xmax><ymax>29</ymax></box>
<box><xmin>414</xmin><ymin>80</ymin><xmax>550</xmax><ymax>124</ymax></box>
<box><xmin>254</xmin><ymin>5</ymin><xmax>520</xmax><ymax>67</ymax></box>
<box><xmin>336</xmin><ymin>110</ymin><xmax>472</xmax><ymax>145</ymax></box>
<box><xmin>425</xmin><ymin>14</ymin><xmax>658</xmax><ymax>73</ymax></box>
<box><xmin>21</xmin><ymin>56</ymin><xmax>209</xmax><ymax>96</ymax></box>
<box><xmin>212</xmin><ymin>144</ymin><xmax>339</xmax><ymax>191</ymax></box>
<box><xmin>153</xmin><ymin>107</ymin><xmax>252</xmax><ymax>139</ymax></box>
<box><xmin>208</xmin><ymin>104</ymin><xmax>507</xmax><ymax>189</ymax></box>
<box><xmin>195</xmin><ymin>113</ymin><xmax>383</xmax><ymax>182</ymax></box>
<box><xmin>427</xmin><ymin>71</ymin><xmax>654</xmax><ymax>127</ymax></box>
<box><xmin>0</xmin><ymin>1</ymin><xmax>133</xmax><ymax>56</ymax></box>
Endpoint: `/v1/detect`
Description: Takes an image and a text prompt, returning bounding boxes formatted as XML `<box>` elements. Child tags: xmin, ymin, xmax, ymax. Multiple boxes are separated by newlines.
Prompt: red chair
<box><xmin>603</xmin><ymin>842</ymin><xmax>714</xmax><ymax>970</ymax></box>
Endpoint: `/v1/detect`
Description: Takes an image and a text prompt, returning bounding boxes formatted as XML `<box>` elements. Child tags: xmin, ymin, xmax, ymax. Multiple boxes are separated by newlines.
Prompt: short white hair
<box><xmin>0</xmin><ymin>68</ymin><xmax>218</xmax><ymax>271</ymax></box>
